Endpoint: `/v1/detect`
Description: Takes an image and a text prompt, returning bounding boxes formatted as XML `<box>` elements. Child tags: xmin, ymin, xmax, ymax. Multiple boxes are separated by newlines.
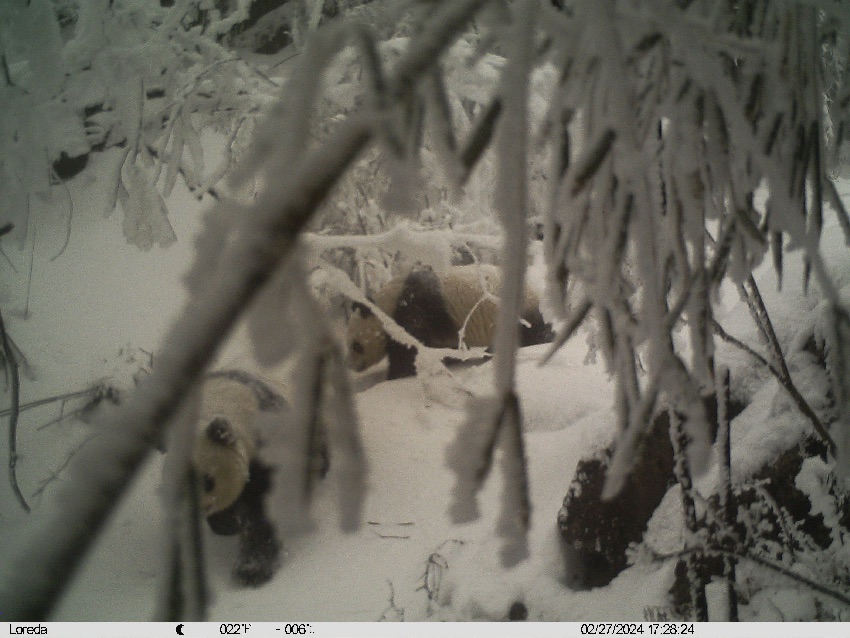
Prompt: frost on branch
<box><xmin>443</xmin><ymin>0</ymin><xmax>537</xmax><ymax>568</ymax></box>
<box><xmin>544</xmin><ymin>1</ymin><xmax>850</xmax><ymax>617</ymax></box>
<box><xmin>446</xmin><ymin>395</ymin><xmax>500</xmax><ymax>525</ymax></box>
<box><xmin>119</xmin><ymin>157</ymin><xmax>177</xmax><ymax>251</ymax></box>
<box><xmin>0</xmin><ymin>0</ymin><xmax>277</xmax><ymax>248</ymax></box>
<box><xmin>539</xmin><ymin>0</ymin><xmax>850</xmax><ymax>496</ymax></box>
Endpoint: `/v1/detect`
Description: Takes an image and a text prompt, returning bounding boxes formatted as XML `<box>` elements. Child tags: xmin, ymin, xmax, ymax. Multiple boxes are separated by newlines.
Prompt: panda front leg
<box><xmin>231</xmin><ymin>461</ymin><xmax>282</xmax><ymax>587</ymax></box>
<box><xmin>386</xmin><ymin>340</ymin><xmax>418</xmax><ymax>380</ymax></box>
<box><xmin>234</xmin><ymin>513</ymin><xmax>282</xmax><ymax>587</ymax></box>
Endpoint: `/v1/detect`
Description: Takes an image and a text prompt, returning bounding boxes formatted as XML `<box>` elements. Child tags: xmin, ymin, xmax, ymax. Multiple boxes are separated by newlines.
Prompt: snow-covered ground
<box><xmin>1</xmin><ymin>146</ymin><xmax>849</xmax><ymax>621</ymax></box>
<box><xmin>47</xmin><ymin>339</ymin><xmax>621</xmax><ymax>621</ymax></box>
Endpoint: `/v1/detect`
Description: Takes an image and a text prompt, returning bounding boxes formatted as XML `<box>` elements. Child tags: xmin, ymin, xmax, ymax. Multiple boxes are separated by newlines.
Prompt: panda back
<box><xmin>392</xmin><ymin>269</ymin><xmax>459</xmax><ymax>349</ymax></box>
<box><xmin>206</xmin><ymin>369</ymin><xmax>288</xmax><ymax>412</ymax></box>
<box><xmin>440</xmin><ymin>265</ymin><xmax>552</xmax><ymax>348</ymax></box>
<box><xmin>198</xmin><ymin>376</ymin><xmax>261</xmax><ymax>455</ymax></box>
<box><xmin>438</xmin><ymin>265</ymin><xmax>500</xmax><ymax>348</ymax></box>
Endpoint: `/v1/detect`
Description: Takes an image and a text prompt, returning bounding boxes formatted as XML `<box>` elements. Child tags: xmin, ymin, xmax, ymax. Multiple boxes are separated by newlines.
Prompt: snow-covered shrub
<box><xmin>0</xmin><ymin>0</ymin><xmax>279</xmax><ymax>251</ymax></box>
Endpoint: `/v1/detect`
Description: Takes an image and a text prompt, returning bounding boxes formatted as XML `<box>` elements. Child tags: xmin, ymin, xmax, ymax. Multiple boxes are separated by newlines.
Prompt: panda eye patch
<box><xmin>206</xmin><ymin>417</ymin><xmax>235</xmax><ymax>446</ymax></box>
<box><xmin>351</xmin><ymin>341</ymin><xmax>364</xmax><ymax>355</ymax></box>
<box><xmin>203</xmin><ymin>473</ymin><xmax>216</xmax><ymax>493</ymax></box>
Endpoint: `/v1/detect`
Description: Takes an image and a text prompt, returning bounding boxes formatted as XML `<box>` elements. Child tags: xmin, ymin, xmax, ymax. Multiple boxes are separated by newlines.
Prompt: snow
<box><xmin>2</xmin><ymin>88</ymin><xmax>850</xmax><ymax>622</ymax></box>
<box><xmin>0</xmin><ymin>168</ymin><xmax>848</xmax><ymax>620</ymax></box>
<box><xmin>42</xmin><ymin>337</ymin><xmax>620</xmax><ymax>621</ymax></box>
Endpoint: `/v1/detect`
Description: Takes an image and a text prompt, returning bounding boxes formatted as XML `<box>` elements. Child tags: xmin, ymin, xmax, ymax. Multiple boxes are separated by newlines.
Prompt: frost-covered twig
<box><xmin>29</xmin><ymin>434</ymin><xmax>98</xmax><ymax>502</ymax></box>
<box><xmin>824</xmin><ymin>178</ymin><xmax>850</xmax><ymax>243</ymax></box>
<box><xmin>378</xmin><ymin>580</ymin><xmax>404</xmax><ymax>621</ymax></box>
<box><xmin>740</xmin><ymin>276</ymin><xmax>789</xmax><ymax>380</ymax></box>
<box><xmin>742</xmin><ymin>480</ymin><xmax>819</xmax><ymax>560</ymax></box>
<box><xmin>646</xmin><ymin>546</ymin><xmax>850</xmax><ymax>609</ymax></box>
<box><xmin>738</xmin><ymin>550</ymin><xmax>850</xmax><ymax>609</ymax></box>
<box><xmin>0</xmin><ymin>387</ymin><xmax>100</xmax><ymax>420</ymax></box>
<box><xmin>322</xmin><ymin>340</ymin><xmax>368</xmax><ymax>534</ymax></box>
<box><xmin>446</xmin><ymin>0</ymin><xmax>537</xmax><ymax>569</ymax></box>
<box><xmin>820</xmin><ymin>304</ymin><xmax>850</xmax><ymax>478</ymax></box>
<box><xmin>711</xmin><ymin>319</ymin><xmax>836</xmax><ymax>453</ymax></box>
<box><xmin>49</xmin><ymin>167</ymin><xmax>74</xmax><ymax>262</ymax></box>
<box><xmin>1</xmin><ymin>306</ymin><xmax>28</xmax><ymax>513</ymax></box>
<box><xmin>495</xmin><ymin>391</ymin><xmax>531</xmax><ymax>566</ymax></box>
<box><xmin>304</xmin><ymin>224</ymin><xmax>502</xmax><ymax>255</ymax></box>
<box><xmin>541</xmin><ymin>298</ymin><xmax>591</xmax><ymax>365</ymax></box>
<box><xmin>33</xmin><ymin>407</ymin><xmax>89</xmax><ymax>432</ymax></box>
<box><xmin>419</xmin><ymin>539</ymin><xmax>466</xmax><ymax>608</ymax></box>
<box><xmin>157</xmin><ymin>467</ymin><xmax>208</xmax><ymax>622</ymax></box>
<box><xmin>145</xmin><ymin>143</ymin><xmax>222</xmax><ymax>202</ymax></box>
<box><xmin>23</xmin><ymin>211</ymin><xmax>35</xmax><ymax>318</ymax></box>
<box><xmin>156</xmin><ymin>383</ymin><xmax>207</xmax><ymax>622</ymax></box>
<box><xmin>459</xmin><ymin>97</ymin><xmax>502</xmax><ymax>184</ymax></box>
<box><xmin>157</xmin><ymin>470</ymin><xmax>209</xmax><ymax>621</ymax></box>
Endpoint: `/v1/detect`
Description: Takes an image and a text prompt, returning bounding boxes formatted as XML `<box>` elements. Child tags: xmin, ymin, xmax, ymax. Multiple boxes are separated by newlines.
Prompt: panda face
<box><xmin>347</xmin><ymin>305</ymin><xmax>389</xmax><ymax>372</ymax></box>
<box><xmin>193</xmin><ymin>415</ymin><xmax>252</xmax><ymax>515</ymax></box>
<box><xmin>192</xmin><ymin>377</ymin><xmax>260</xmax><ymax>515</ymax></box>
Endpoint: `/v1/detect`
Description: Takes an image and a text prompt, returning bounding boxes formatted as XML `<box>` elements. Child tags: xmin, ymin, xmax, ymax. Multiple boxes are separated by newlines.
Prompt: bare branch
<box><xmin>1</xmin><ymin>307</ymin><xmax>29</xmax><ymax>512</ymax></box>
<box><xmin>714</xmin><ymin>291</ymin><xmax>837</xmax><ymax>454</ymax></box>
<box><xmin>0</xmin><ymin>387</ymin><xmax>101</xmax><ymax>420</ymax></box>
<box><xmin>648</xmin><ymin>546</ymin><xmax>850</xmax><ymax>609</ymax></box>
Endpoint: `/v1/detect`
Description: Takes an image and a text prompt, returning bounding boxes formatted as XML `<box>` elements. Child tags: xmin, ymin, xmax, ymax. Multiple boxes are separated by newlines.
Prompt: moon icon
<box><xmin>176</xmin><ymin>624</ymin><xmax>184</xmax><ymax>635</ymax></box>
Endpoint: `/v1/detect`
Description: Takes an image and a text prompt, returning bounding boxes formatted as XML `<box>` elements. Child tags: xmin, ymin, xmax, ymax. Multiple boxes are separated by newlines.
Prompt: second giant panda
<box><xmin>347</xmin><ymin>264</ymin><xmax>552</xmax><ymax>379</ymax></box>
<box><xmin>192</xmin><ymin>370</ymin><xmax>328</xmax><ymax>587</ymax></box>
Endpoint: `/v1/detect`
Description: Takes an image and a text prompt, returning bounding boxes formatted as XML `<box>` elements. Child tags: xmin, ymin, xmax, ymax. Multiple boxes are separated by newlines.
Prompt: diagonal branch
<box><xmin>712</xmin><ymin>319</ymin><xmax>836</xmax><ymax>453</ymax></box>
<box><xmin>0</xmin><ymin>0</ymin><xmax>492</xmax><ymax>620</ymax></box>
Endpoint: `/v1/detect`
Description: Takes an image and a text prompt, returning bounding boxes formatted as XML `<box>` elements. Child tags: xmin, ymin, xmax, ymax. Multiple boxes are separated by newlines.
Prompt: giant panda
<box><xmin>347</xmin><ymin>264</ymin><xmax>553</xmax><ymax>380</ymax></box>
<box><xmin>191</xmin><ymin>369</ymin><xmax>328</xmax><ymax>587</ymax></box>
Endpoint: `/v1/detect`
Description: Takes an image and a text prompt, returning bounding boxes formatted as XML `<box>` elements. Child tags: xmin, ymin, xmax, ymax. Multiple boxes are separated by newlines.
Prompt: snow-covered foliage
<box><xmin>1</xmin><ymin>0</ymin><xmax>850</xmax><ymax>624</ymax></box>
<box><xmin>0</xmin><ymin>0</ymin><xmax>278</xmax><ymax>252</ymax></box>
<box><xmin>536</xmin><ymin>0</ymin><xmax>850</xmax><ymax>498</ymax></box>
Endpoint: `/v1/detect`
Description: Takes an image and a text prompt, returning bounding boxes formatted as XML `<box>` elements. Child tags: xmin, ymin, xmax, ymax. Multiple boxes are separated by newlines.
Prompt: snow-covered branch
<box><xmin>539</xmin><ymin>0</ymin><xmax>850</xmax><ymax>499</ymax></box>
<box><xmin>0</xmin><ymin>0</ymin><xmax>493</xmax><ymax>620</ymax></box>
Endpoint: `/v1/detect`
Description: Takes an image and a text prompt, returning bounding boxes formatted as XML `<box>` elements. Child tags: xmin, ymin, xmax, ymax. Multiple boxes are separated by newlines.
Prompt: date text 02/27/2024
<box><xmin>580</xmin><ymin>623</ymin><xmax>695</xmax><ymax>635</ymax></box>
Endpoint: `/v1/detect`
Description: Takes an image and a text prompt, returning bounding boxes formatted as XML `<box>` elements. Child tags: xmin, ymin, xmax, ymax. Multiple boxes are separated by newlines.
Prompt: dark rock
<box><xmin>557</xmin><ymin>393</ymin><xmax>746</xmax><ymax>589</ymax></box>
<box><xmin>668</xmin><ymin>436</ymin><xmax>844</xmax><ymax>616</ymax></box>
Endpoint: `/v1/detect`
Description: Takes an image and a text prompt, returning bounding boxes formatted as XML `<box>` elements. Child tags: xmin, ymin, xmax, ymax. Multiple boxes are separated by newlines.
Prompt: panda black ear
<box><xmin>206</xmin><ymin>417</ymin><xmax>237</xmax><ymax>446</ymax></box>
<box><xmin>202</xmin><ymin>473</ymin><xmax>216</xmax><ymax>493</ymax></box>
<box><xmin>350</xmin><ymin>301</ymin><xmax>373</xmax><ymax>318</ymax></box>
